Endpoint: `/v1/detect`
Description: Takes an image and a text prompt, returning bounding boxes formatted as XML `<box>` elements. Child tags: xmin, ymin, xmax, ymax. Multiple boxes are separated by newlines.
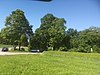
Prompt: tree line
<box><xmin>0</xmin><ymin>9</ymin><xmax>100</xmax><ymax>53</ymax></box>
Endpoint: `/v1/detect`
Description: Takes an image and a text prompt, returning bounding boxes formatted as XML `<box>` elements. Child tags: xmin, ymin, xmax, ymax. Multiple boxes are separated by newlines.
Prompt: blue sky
<box><xmin>0</xmin><ymin>0</ymin><xmax>100</xmax><ymax>32</ymax></box>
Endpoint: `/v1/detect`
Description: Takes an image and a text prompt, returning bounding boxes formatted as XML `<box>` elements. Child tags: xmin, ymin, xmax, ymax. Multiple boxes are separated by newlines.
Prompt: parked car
<box><xmin>2</xmin><ymin>47</ymin><xmax>8</xmax><ymax>52</ymax></box>
<box><xmin>30</xmin><ymin>49</ymin><xmax>43</xmax><ymax>53</ymax></box>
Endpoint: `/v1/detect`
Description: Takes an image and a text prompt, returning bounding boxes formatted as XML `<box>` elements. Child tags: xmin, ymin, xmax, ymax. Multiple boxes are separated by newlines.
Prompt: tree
<box><xmin>19</xmin><ymin>34</ymin><xmax>28</xmax><ymax>50</ymax></box>
<box><xmin>33</xmin><ymin>13</ymin><xmax>66</xmax><ymax>51</ymax></box>
<box><xmin>0</xmin><ymin>32</ymin><xmax>2</xmax><ymax>44</ymax></box>
<box><xmin>78</xmin><ymin>27</ymin><xmax>100</xmax><ymax>52</ymax></box>
<box><xmin>0</xmin><ymin>27</ymin><xmax>11</xmax><ymax>44</ymax></box>
<box><xmin>1</xmin><ymin>9</ymin><xmax>33</xmax><ymax>50</ymax></box>
<box><xmin>68</xmin><ymin>26</ymin><xmax>100</xmax><ymax>53</ymax></box>
<box><xmin>67</xmin><ymin>28</ymin><xmax>78</xmax><ymax>49</ymax></box>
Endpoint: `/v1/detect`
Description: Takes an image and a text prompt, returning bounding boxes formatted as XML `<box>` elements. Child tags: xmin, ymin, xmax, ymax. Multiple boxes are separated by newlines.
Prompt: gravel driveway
<box><xmin>0</xmin><ymin>48</ymin><xmax>2</xmax><ymax>52</ymax></box>
<box><xmin>0</xmin><ymin>52</ymin><xmax>40</xmax><ymax>55</ymax></box>
<box><xmin>0</xmin><ymin>48</ymin><xmax>41</xmax><ymax>55</ymax></box>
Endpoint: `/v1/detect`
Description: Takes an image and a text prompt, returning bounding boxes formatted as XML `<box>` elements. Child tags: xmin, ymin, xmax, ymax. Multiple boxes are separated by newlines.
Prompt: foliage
<box><xmin>0</xmin><ymin>9</ymin><xmax>33</xmax><ymax>50</ymax></box>
<box><xmin>67</xmin><ymin>28</ymin><xmax>78</xmax><ymax>49</ymax></box>
<box><xmin>0</xmin><ymin>44</ymin><xmax>12</xmax><ymax>48</ymax></box>
<box><xmin>31</xmin><ymin>13</ymin><xmax>66</xmax><ymax>51</ymax></box>
<box><xmin>58</xmin><ymin>47</ymin><xmax>67</xmax><ymax>51</ymax></box>
<box><xmin>48</xmin><ymin>47</ymin><xmax>53</xmax><ymax>51</ymax></box>
<box><xmin>20</xmin><ymin>34</ymin><xmax>28</xmax><ymax>46</ymax></box>
<box><xmin>68</xmin><ymin>48</ymin><xmax>79</xmax><ymax>52</ymax></box>
<box><xmin>68</xmin><ymin>27</ymin><xmax>100</xmax><ymax>53</ymax></box>
<box><xmin>0</xmin><ymin>9</ymin><xmax>100</xmax><ymax>53</ymax></box>
<box><xmin>93</xmin><ymin>45</ymin><xmax>100</xmax><ymax>53</ymax></box>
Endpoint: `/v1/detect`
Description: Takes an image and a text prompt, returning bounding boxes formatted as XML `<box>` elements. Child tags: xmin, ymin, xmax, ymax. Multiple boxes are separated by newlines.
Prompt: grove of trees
<box><xmin>0</xmin><ymin>9</ymin><xmax>100</xmax><ymax>53</ymax></box>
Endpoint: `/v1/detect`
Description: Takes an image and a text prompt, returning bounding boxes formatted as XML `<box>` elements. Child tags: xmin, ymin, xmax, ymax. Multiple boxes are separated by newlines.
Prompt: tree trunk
<box><xmin>19</xmin><ymin>45</ymin><xmax>21</xmax><ymax>51</ymax></box>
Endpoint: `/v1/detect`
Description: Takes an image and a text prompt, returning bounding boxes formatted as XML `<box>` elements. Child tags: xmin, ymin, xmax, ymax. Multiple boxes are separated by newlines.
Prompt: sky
<box><xmin>0</xmin><ymin>0</ymin><xmax>100</xmax><ymax>32</ymax></box>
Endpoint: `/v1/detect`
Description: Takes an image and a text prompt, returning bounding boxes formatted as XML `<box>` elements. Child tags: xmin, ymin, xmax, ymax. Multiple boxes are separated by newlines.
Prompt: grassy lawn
<box><xmin>0</xmin><ymin>51</ymin><xmax>100</xmax><ymax>75</ymax></box>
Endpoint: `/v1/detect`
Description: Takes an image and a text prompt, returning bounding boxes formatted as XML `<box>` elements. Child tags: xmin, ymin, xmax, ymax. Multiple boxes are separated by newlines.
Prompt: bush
<box><xmin>68</xmin><ymin>48</ymin><xmax>78</xmax><ymax>52</ymax></box>
<box><xmin>28</xmin><ymin>44</ymin><xmax>32</xmax><ymax>51</ymax></box>
<box><xmin>68</xmin><ymin>46</ymin><xmax>92</xmax><ymax>53</ymax></box>
<box><xmin>48</xmin><ymin>47</ymin><xmax>53</xmax><ymax>51</ymax></box>
<box><xmin>93</xmin><ymin>45</ymin><xmax>100</xmax><ymax>53</ymax></box>
<box><xmin>77</xmin><ymin>46</ymin><xmax>91</xmax><ymax>53</ymax></box>
<box><xmin>58</xmin><ymin>47</ymin><xmax>67</xmax><ymax>51</ymax></box>
<box><xmin>77</xmin><ymin>46</ymin><xmax>87</xmax><ymax>53</ymax></box>
<box><xmin>20</xmin><ymin>48</ymin><xmax>25</xmax><ymax>51</ymax></box>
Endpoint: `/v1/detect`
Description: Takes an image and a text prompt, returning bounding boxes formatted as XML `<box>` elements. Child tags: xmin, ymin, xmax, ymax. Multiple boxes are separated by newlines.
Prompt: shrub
<box><xmin>48</xmin><ymin>47</ymin><xmax>53</xmax><ymax>51</ymax></box>
<box><xmin>20</xmin><ymin>48</ymin><xmax>25</xmax><ymax>51</ymax></box>
<box><xmin>78</xmin><ymin>46</ymin><xmax>87</xmax><ymax>53</ymax></box>
<box><xmin>93</xmin><ymin>45</ymin><xmax>100</xmax><ymax>53</ymax></box>
<box><xmin>68</xmin><ymin>48</ymin><xmax>78</xmax><ymax>52</ymax></box>
<box><xmin>58</xmin><ymin>47</ymin><xmax>67</xmax><ymax>51</ymax></box>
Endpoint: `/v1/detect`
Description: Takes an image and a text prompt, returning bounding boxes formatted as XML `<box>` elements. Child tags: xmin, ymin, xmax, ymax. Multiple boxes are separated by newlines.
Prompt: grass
<box><xmin>0</xmin><ymin>51</ymin><xmax>100</xmax><ymax>75</ymax></box>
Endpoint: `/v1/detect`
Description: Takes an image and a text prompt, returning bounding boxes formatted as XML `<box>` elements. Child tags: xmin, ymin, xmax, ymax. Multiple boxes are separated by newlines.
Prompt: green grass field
<box><xmin>0</xmin><ymin>51</ymin><xmax>100</xmax><ymax>75</ymax></box>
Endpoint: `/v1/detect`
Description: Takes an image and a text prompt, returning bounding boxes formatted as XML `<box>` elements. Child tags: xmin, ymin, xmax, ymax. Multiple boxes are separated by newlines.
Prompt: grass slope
<box><xmin>0</xmin><ymin>51</ymin><xmax>100</xmax><ymax>75</ymax></box>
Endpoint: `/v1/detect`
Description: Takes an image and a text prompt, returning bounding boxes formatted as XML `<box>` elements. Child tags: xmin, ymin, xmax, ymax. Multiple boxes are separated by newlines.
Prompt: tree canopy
<box><xmin>31</xmin><ymin>13</ymin><xmax>67</xmax><ymax>51</ymax></box>
<box><xmin>68</xmin><ymin>27</ymin><xmax>100</xmax><ymax>53</ymax></box>
<box><xmin>0</xmin><ymin>9</ymin><xmax>100</xmax><ymax>53</ymax></box>
<box><xmin>1</xmin><ymin>9</ymin><xmax>33</xmax><ymax>50</ymax></box>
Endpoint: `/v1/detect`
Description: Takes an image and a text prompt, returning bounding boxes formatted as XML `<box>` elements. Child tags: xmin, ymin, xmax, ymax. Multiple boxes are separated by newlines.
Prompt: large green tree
<box><xmin>1</xmin><ymin>9</ymin><xmax>33</xmax><ymax>50</ymax></box>
<box><xmin>32</xmin><ymin>13</ymin><xmax>66</xmax><ymax>51</ymax></box>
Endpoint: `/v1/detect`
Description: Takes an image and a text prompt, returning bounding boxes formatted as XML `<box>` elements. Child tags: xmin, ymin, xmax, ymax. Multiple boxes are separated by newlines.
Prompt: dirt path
<box><xmin>0</xmin><ymin>48</ymin><xmax>2</xmax><ymax>52</ymax></box>
<box><xmin>0</xmin><ymin>48</ymin><xmax>41</xmax><ymax>55</ymax></box>
<box><xmin>0</xmin><ymin>52</ymin><xmax>40</xmax><ymax>55</ymax></box>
